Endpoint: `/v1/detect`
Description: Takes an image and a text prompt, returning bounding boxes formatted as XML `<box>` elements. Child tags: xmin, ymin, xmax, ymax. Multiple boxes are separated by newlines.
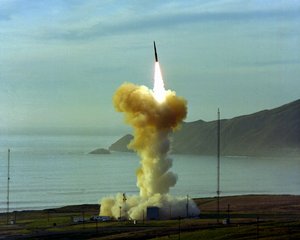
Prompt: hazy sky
<box><xmin>1</xmin><ymin>0</ymin><xmax>299</xmax><ymax>134</ymax></box>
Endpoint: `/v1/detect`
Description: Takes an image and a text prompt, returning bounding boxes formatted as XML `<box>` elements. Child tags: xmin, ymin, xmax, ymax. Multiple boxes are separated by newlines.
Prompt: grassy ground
<box><xmin>0</xmin><ymin>195</ymin><xmax>299</xmax><ymax>239</ymax></box>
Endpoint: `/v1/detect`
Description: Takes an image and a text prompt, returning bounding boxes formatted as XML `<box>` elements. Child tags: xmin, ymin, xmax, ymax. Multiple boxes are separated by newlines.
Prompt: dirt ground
<box><xmin>194</xmin><ymin>194</ymin><xmax>300</xmax><ymax>214</ymax></box>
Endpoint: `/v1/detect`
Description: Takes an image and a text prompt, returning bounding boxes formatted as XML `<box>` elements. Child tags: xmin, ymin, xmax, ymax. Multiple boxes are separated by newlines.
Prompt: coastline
<box><xmin>1</xmin><ymin>194</ymin><xmax>299</xmax><ymax>216</ymax></box>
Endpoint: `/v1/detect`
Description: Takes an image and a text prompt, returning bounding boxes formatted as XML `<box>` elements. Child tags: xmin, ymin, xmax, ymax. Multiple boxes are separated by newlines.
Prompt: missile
<box><xmin>153</xmin><ymin>41</ymin><xmax>158</xmax><ymax>62</ymax></box>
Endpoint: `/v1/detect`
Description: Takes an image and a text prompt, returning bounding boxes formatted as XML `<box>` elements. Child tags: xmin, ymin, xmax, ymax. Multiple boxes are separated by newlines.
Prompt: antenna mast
<box><xmin>6</xmin><ymin>149</ymin><xmax>10</xmax><ymax>224</ymax></box>
<box><xmin>217</xmin><ymin>109</ymin><xmax>220</xmax><ymax>223</ymax></box>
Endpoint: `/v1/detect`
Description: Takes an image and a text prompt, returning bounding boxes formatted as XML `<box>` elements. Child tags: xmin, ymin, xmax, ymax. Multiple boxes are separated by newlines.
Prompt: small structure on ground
<box><xmin>146</xmin><ymin>206</ymin><xmax>160</xmax><ymax>220</ymax></box>
<box><xmin>90</xmin><ymin>216</ymin><xmax>111</xmax><ymax>222</ymax></box>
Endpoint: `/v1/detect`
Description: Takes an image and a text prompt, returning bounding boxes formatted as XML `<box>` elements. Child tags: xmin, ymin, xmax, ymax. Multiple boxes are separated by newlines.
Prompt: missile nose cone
<box><xmin>154</xmin><ymin>41</ymin><xmax>158</xmax><ymax>62</ymax></box>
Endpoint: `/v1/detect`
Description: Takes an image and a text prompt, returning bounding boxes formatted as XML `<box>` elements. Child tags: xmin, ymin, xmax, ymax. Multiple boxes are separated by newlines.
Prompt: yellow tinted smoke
<box><xmin>113</xmin><ymin>82</ymin><xmax>187</xmax><ymax>197</ymax></box>
<box><xmin>100</xmin><ymin>193</ymin><xmax>200</xmax><ymax>220</ymax></box>
<box><xmin>100</xmin><ymin>81</ymin><xmax>200</xmax><ymax>219</ymax></box>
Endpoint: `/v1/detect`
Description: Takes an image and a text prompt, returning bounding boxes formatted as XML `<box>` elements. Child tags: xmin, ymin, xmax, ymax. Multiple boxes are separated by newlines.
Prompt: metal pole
<box><xmin>186</xmin><ymin>195</ymin><xmax>189</xmax><ymax>218</ymax></box>
<box><xmin>217</xmin><ymin>109</ymin><xmax>220</xmax><ymax>223</ymax></box>
<box><xmin>256</xmin><ymin>216</ymin><xmax>260</xmax><ymax>239</ymax></box>
<box><xmin>143</xmin><ymin>209</ymin><xmax>144</xmax><ymax>224</ymax></box>
<box><xmin>6</xmin><ymin>149</ymin><xmax>10</xmax><ymax>225</ymax></box>
<box><xmin>82</xmin><ymin>211</ymin><xmax>85</xmax><ymax>228</ymax></box>
<box><xmin>178</xmin><ymin>217</ymin><xmax>181</xmax><ymax>240</ymax></box>
<box><xmin>227</xmin><ymin>204</ymin><xmax>230</xmax><ymax>224</ymax></box>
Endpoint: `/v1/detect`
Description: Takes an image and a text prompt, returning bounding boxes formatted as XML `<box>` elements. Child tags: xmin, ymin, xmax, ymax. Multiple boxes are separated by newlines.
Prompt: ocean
<box><xmin>0</xmin><ymin>134</ymin><xmax>299</xmax><ymax>212</ymax></box>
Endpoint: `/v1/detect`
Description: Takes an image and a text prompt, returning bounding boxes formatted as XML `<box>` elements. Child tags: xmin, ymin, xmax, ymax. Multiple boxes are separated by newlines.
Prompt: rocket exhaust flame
<box><xmin>99</xmin><ymin>43</ymin><xmax>200</xmax><ymax>220</ymax></box>
<box><xmin>153</xmin><ymin>62</ymin><xmax>166</xmax><ymax>103</ymax></box>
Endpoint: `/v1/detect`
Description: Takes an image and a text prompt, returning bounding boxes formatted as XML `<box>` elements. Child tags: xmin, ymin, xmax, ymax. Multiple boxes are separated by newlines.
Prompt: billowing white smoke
<box><xmin>100</xmin><ymin>64</ymin><xmax>200</xmax><ymax>219</ymax></box>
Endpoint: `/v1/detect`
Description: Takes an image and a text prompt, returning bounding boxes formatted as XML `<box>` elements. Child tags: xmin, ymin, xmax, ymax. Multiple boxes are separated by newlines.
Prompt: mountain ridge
<box><xmin>108</xmin><ymin>99</ymin><xmax>300</xmax><ymax>156</ymax></box>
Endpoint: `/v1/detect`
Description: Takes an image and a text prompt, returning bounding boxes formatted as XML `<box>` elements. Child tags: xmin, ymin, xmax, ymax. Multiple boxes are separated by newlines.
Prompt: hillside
<box><xmin>109</xmin><ymin>134</ymin><xmax>133</xmax><ymax>152</ymax></box>
<box><xmin>109</xmin><ymin>99</ymin><xmax>300</xmax><ymax>156</ymax></box>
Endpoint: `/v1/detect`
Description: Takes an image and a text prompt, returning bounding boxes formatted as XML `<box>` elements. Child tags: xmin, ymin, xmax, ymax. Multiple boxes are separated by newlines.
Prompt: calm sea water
<box><xmin>0</xmin><ymin>134</ymin><xmax>299</xmax><ymax>212</ymax></box>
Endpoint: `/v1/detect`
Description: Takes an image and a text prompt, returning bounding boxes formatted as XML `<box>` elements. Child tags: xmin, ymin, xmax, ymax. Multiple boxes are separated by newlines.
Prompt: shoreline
<box><xmin>1</xmin><ymin>194</ymin><xmax>299</xmax><ymax>215</ymax></box>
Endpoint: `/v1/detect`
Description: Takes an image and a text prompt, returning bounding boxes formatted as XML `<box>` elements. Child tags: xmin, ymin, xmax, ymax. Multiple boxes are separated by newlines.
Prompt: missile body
<box><xmin>153</xmin><ymin>41</ymin><xmax>158</xmax><ymax>62</ymax></box>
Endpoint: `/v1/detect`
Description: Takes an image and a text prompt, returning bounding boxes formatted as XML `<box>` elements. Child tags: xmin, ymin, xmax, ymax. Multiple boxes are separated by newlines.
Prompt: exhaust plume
<box><xmin>113</xmin><ymin>81</ymin><xmax>186</xmax><ymax>197</ymax></box>
<box><xmin>100</xmin><ymin>60</ymin><xmax>200</xmax><ymax>220</ymax></box>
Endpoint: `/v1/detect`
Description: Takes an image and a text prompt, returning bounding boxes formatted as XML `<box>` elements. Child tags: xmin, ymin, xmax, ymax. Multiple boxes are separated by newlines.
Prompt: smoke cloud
<box><xmin>100</xmin><ymin>82</ymin><xmax>200</xmax><ymax>219</ymax></box>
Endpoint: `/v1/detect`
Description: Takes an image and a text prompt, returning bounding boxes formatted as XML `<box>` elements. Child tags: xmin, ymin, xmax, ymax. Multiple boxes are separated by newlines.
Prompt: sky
<box><xmin>1</xmin><ymin>0</ymin><xmax>300</xmax><ymax>135</ymax></box>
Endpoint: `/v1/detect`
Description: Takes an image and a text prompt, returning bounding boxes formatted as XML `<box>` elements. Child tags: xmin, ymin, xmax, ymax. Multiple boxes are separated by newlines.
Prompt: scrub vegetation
<box><xmin>1</xmin><ymin>195</ymin><xmax>299</xmax><ymax>239</ymax></box>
